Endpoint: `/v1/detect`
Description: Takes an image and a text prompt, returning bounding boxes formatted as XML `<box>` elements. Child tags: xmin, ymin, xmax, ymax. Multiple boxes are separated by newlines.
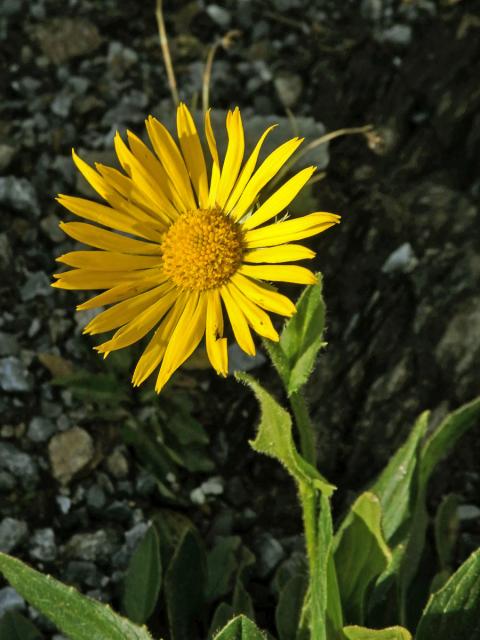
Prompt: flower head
<box><xmin>53</xmin><ymin>104</ymin><xmax>340</xmax><ymax>392</ymax></box>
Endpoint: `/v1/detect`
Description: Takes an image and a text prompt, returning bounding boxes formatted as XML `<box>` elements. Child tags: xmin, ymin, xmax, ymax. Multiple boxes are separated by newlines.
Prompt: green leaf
<box><xmin>269</xmin><ymin>275</ymin><xmax>326</xmax><ymax>396</ymax></box>
<box><xmin>434</xmin><ymin>494</ymin><xmax>459</xmax><ymax>572</ymax></box>
<box><xmin>416</xmin><ymin>549</ymin><xmax>480</xmax><ymax>640</ymax></box>
<box><xmin>209</xmin><ymin>603</ymin><xmax>235</xmax><ymax>639</ymax></box>
<box><xmin>206</xmin><ymin>537</ymin><xmax>241</xmax><ymax>603</ymax></box>
<box><xmin>0</xmin><ymin>552</ymin><xmax>152</xmax><ymax>640</ymax></box>
<box><xmin>236</xmin><ymin>372</ymin><xmax>335</xmax><ymax>497</ymax></box>
<box><xmin>334</xmin><ymin>492</ymin><xmax>391</xmax><ymax>624</ymax></box>
<box><xmin>0</xmin><ymin>611</ymin><xmax>43</xmax><ymax>640</ymax></box>
<box><xmin>275</xmin><ymin>574</ymin><xmax>308</xmax><ymax>640</ymax></box>
<box><xmin>123</xmin><ymin>524</ymin><xmax>162</xmax><ymax>624</ymax></box>
<box><xmin>214</xmin><ymin>615</ymin><xmax>267</xmax><ymax>639</ymax></box>
<box><xmin>343</xmin><ymin>625</ymin><xmax>412</xmax><ymax>639</ymax></box>
<box><xmin>232</xmin><ymin>579</ymin><xmax>255</xmax><ymax>620</ymax></box>
<box><xmin>165</xmin><ymin>527</ymin><xmax>206</xmax><ymax>640</ymax></box>
<box><xmin>371</xmin><ymin>411</ymin><xmax>429</xmax><ymax>544</ymax></box>
<box><xmin>420</xmin><ymin>396</ymin><xmax>480</xmax><ymax>487</ymax></box>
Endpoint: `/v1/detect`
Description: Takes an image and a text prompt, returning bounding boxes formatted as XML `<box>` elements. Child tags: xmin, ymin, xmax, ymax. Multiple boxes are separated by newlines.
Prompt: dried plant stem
<box><xmin>270</xmin><ymin>124</ymin><xmax>374</xmax><ymax>190</ymax></box>
<box><xmin>155</xmin><ymin>0</ymin><xmax>179</xmax><ymax>107</ymax></box>
<box><xmin>202</xmin><ymin>30</ymin><xmax>241</xmax><ymax>115</ymax></box>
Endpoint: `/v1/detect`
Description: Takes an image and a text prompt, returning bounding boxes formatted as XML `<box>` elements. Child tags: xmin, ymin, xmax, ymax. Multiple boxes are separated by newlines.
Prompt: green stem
<box><xmin>301</xmin><ymin>488</ymin><xmax>325</xmax><ymax>640</ymax></box>
<box><xmin>290</xmin><ymin>390</ymin><xmax>317</xmax><ymax>466</ymax></box>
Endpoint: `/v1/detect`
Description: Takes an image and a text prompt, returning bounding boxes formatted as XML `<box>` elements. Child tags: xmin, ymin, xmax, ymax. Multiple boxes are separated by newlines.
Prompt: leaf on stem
<box><xmin>213</xmin><ymin>615</ymin><xmax>268</xmax><ymax>639</ymax></box>
<box><xmin>236</xmin><ymin>372</ymin><xmax>335</xmax><ymax>496</ymax></box>
<box><xmin>343</xmin><ymin>625</ymin><xmax>412</xmax><ymax>639</ymax></box>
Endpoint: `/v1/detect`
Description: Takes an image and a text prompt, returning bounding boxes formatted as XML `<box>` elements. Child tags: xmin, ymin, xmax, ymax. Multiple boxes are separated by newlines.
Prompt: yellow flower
<box><xmin>53</xmin><ymin>104</ymin><xmax>340</xmax><ymax>392</ymax></box>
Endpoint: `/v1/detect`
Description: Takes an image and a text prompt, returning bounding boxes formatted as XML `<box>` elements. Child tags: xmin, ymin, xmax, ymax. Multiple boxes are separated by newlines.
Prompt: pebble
<box><xmin>0</xmin><ymin>587</ymin><xmax>25</xmax><ymax>617</ymax></box>
<box><xmin>274</xmin><ymin>72</ymin><xmax>303</xmax><ymax>109</ymax></box>
<box><xmin>0</xmin><ymin>357</ymin><xmax>33</xmax><ymax>392</ymax></box>
<box><xmin>64</xmin><ymin>530</ymin><xmax>118</xmax><ymax>563</ymax></box>
<box><xmin>105</xmin><ymin>448</ymin><xmax>129</xmax><ymax>479</ymax></box>
<box><xmin>0</xmin><ymin>176</ymin><xmax>40</xmax><ymax>216</ymax></box>
<box><xmin>48</xmin><ymin>427</ymin><xmax>95</xmax><ymax>484</ymax></box>
<box><xmin>0</xmin><ymin>233</ymin><xmax>12</xmax><ymax>270</ymax></box>
<box><xmin>379</xmin><ymin>24</ymin><xmax>413</xmax><ymax>46</ymax></box>
<box><xmin>20</xmin><ymin>271</ymin><xmax>52</xmax><ymax>302</ymax></box>
<box><xmin>254</xmin><ymin>533</ymin><xmax>285</xmax><ymax>578</ymax></box>
<box><xmin>0</xmin><ymin>443</ymin><xmax>38</xmax><ymax>489</ymax></box>
<box><xmin>27</xmin><ymin>416</ymin><xmax>56</xmax><ymax>443</ymax></box>
<box><xmin>206</xmin><ymin>4</ymin><xmax>231</xmax><ymax>28</ymax></box>
<box><xmin>0</xmin><ymin>144</ymin><xmax>16</xmax><ymax>172</ymax></box>
<box><xmin>0</xmin><ymin>517</ymin><xmax>28</xmax><ymax>553</ymax></box>
<box><xmin>64</xmin><ymin>560</ymin><xmax>102</xmax><ymax>588</ymax></box>
<box><xmin>86</xmin><ymin>485</ymin><xmax>107</xmax><ymax>511</ymax></box>
<box><xmin>381</xmin><ymin>242</ymin><xmax>418</xmax><ymax>274</ymax></box>
<box><xmin>29</xmin><ymin>528</ymin><xmax>57</xmax><ymax>562</ymax></box>
<box><xmin>0</xmin><ymin>332</ymin><xmax>19</xmax><ymax>357</ymax></box>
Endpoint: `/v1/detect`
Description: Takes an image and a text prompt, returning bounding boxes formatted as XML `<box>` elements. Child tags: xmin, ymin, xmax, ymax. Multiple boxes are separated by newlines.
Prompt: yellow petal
<box><xmin>132</xmin><ymin>293</ymin><xmax>187</xmax><ymax>387</ymax></box>
<box><xmin>95</xmin><ymin>288</ymin><xmax>179</xmax><ymax>353</ymax></box>
<box><xmin>242</xmin><ymin>166</ymin><xmax>315</xmax><ymax>230</ymax></box>
<box><xmin>59</xmin><ymin>222</ymin><xmax>163</xmax><ymax>255</ymax></box>
<box><xmin>57</xmin><ymin>194</ymin><xmax>164</xmax><ymax>243</ymax></box>
<box><xmin>177</xmin><ymin>103</ymin><xmax>209</xmax><ymax>208</ymax></box>
<box><xmin>205</xmin><ymin>109</ymin><xmax>221</xmax><ymax>206</ymax></box>
<box><xmin>231</xmin><ymin>273</ymin><xmax>296</xmax><ymax>317</ymax></box>
<box><xmin>224</xmin><ymin>125</ymin><xmax>276</xmax><ymax>213</ymax></box>
<box><xmin>84</xmin><ymin>283</ymin><xmax>174</xmax><ymax>335</ymax></box>
<box><xmin>52</xmin><ymin>268</ymin><xmax>158</xmax><ymax>290</ymax></box>
<box><xmin>220</xmin><ymin>285</ymin><xmax>256</xmax><ymax>357</ymax></box>
<box><xmin>215</xmin><ymin>108</ymin><xmax>245</xmax><ymax>208</ymax></box>
<box><xmin>226</xmin><ymin>282</ymin><xmax>279</xmax><ymax>342</ymax></box>
<box><xmin>126</xmin><ymin>130</ymin><xmax>186</xmax><ymax>214</ymax></box>
<box><xmin>244</xmin><ymin>212</ymin><xmax>341</xmax><ymax>248</ymax></box>
<box><xmin>243</xmin><ymin>244</ymin><xmax>315</xmax><ymax>263</ymax></box>
<box><xmin>205</xmin><ymin>289</ymin><xmax>228</xmax><ymax>376</ymax></box>
<box><xmin>77</xmin><ymin>276</ymin><xmax>165</xmax><ymax>310</ymax></box>
<box><xmin>72</xmin><ymin>149</ymin><xmax>114</xmax><ymax>202</ymax></box>
<box><xmin>239</xmin><ymin>264</ymin><xmax>317</xmax><ymax>285</ymax></box>
<box><xmin>114</xmin><ymin>132</ymin><xmax>178</xmax><ymax>221</ymax></box>
<box><xmin>155</xmin><ymin>292</ymin><xmax>208</xmax><ymax>393</ymax></box>
<box><xmin>56</xmin><ymin>250</ymin><xmax>162</xmax><ymax>271</ymax></box>
<box><xmin>231</xmin><ymin>137</ymin><xmax>304</xmax><ymax>221</ymax></box>
<box><xmin>146</xmin><ymin>116</ymin><xmax>196</xmax><ymax>210</ymax></box>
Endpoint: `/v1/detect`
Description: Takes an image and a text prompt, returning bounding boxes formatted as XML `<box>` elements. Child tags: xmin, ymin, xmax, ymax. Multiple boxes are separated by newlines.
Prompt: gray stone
<box><xmin>255</xmin><ymin>533</ymin><xmax>285</xmax><ymax>578</ymax></box>
<box><xmin>0</xmin><ymin>233</ymin><xmax>12</xmax><ymax>270</ymax></box>
<box><xmin>51</xmin><ymin>93</ymin><xmax>73</xmax><ymax>118</ymax></box>
<box><xmin>48</xmin><ymin>427</ymin><xmax>94</xmax><ymax>484</ymax></box>
<box><xmin>40</xmin><ymin>213</ymin><xmax>64</xmax><ymax>242</ymax></box>
<box><xmin>64</xmin><ymin>560</ymin><xmax>102</xmax><ymax>588</ymax></box>
<box><xmin>27</xmin><ymin>416</ymin><xmax>56</xmax><ymax>443</ymax></box>
<box><xmin>105</xmin><ymin>448</ymin><xmax>129</xmax><ymax>479</ymax></box>
<box><xmin>86</xmin><ymin>484</ymin><xmax>106</xmax><ymax>510</ymax></box>
<box><xmin>0</xmin><ymin>332</ymin><xmax>19</xmax><ymax>357</ymax></box>
<box><xmin>0</xmin><ymin>586</ymin><xmax>25</xmax><ymax>617</ymax></box>
<box><xmin>0</xmin><ymin>176</ymin><xmax>40</xmax><ymax>216</ymax></box>
<box><xmin>64</xmin><ymin>530</ymin><xmax>119</xmax><ymax>563</ymax></box>
<box><xmin>29</xmin><ymin>528</ymin><xmax>57</xmax><ymax>561</ymax></box>
<box><xmin>20</xmin><ymin>271</ymin><xmax>52</xmax><ymax>301</ymax></box>
<box><xmin>0</xmin><ymin>356</ymin><xmax>32</xmax><ymax>392</ymax></box>
<box><xmin>206</xmin><ymin>4</ymin><xmax>231</xmax><ymax>27</ymax></box>
<box><xmin>274</xmin><ymin>72</ymin><xmax>303</xmax><ymax>109</ymax></box>
<box><xmin>0</xmin><ymin>518</ymin><xmax>28</xmax><ymax>552</ymax></box>
<box><xmin>228</xmin><ymin>343</ymin><xmax>266</xmax><ymax>373</ymax></box>
<box><xmin>0</xmin><ymin>471</ymin><xmax>15</xmax><ymax>491</ymax></box>
<box><xmin>361</xmin><ymin>0</ymin><xmax>383</xmax><ymax>21</ymax></box>
<box><xmin>125</xmin><ymin>522</ymin><xmax>149</xmax><ymax>551</ymax></box>
<box><xmin>0</xmin><ymin>443</ymin><xmax>38</xmax><ymax>489</ymax></box>
<box><xmin>458</xmin><ymin>505</ymin><xmax>480</xmax><ymax>521</ymax></box>
<box><xmin>379</xmin><ymin>24</ymin><xmax>413</xmax><ymax>46</ymax></box>
<box><xmin>382</xmin><ymin>242</ymin><xmax>418</xmax><ymax>274</ymax></box>
<box><xmin>56</xmin><ymin>495</ymin><xmax>72</xmax><ymax>514</ymax></box>
<box><xmin>0</xmin><ymin>144</ymin><xmax>16</xmax><ymax>172</ymax></box>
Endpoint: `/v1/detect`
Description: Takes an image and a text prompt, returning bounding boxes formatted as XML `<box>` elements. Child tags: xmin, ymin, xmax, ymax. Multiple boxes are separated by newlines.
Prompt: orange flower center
<box><xmin>161</xmin><ymin>208</ymin><xmax>244</xmax><ymax>291</ymax></box>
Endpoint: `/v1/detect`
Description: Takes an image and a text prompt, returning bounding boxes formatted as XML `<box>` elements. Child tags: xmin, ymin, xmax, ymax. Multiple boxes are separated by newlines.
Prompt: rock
<box><xmin>105</xmin><ymin>448</ymin><xmax>129</xmax><ymax>479</ymax></box>
<box><xmin>64</xmin><ymin>530</ymin><xmax>118</xmax><ymax>563</ymax></box>
<box><xmin>254</xmin><ymin>533</ymin><xmax>285</xmax><ymax>578</ymax></box>
<box><xmin>206</xmin><ymin>4</ymin><xmax>231</xmax><ymax>27</ymax></box>
<box><xmin>0</xmin><ymin>587</ymin><xmax>25</xmax><ymax>617</ymax></box>
<box><xmin>274</xmin><ymin>72</ymin><xmax>303</xmax><ymax>109</ymax></box>
<box><xmin>29</xmin><ymin>528</ymin><xmax>57</xmax><ymax>562</ymax></box>
<box><xmin>125</xmin><ymin>522</ymin><xmax>149</xmax><ymax>551</ymax></box>
<box><xmin>381</xmin><ymin>242</ymin><xmax>418</xmax><ymax>274</ymax></box>
<box><xmin>228</xmin><ymin>343</ymin><xmax>266</xmax><ymax>373</ymax></box>
<box><xmin>361</xmin><ymin>0</ymin><xmax>383</xmax><ymax>21</ymax></box>
<box><xmin>0</xmin><ymin>176</ymin><xmax>40</xmax><ymax>216</ymax></box>
<box><xmin>0</xmin><ymin>144</ymin><xmax>16</xmax><ymax>172</ymax></box>
<box><xmin>32</xmin><ymin>18</ymin><xmax>102</xmax><ymax>65</ymax></box>
<box><xmin>40</xmin><ymin>213</ymin><xmax>64</xmax><ymax>242</ymax></box>
<box><xmin>379</xmin><ymin>24</ymin><xmax>413</xmax><ymax>46</ymax></box>
<box><xmin>0</xmin><ymin>233</ymin><xmax>12</xmax><ymax>270</ymax></box>
<box><xmin>86</xmin><ymin>485</ymin><xmax>107</xmax><ymax>511</ymax></box>
<box><xmin>458</xmin><ymin>505</ymin><xmax>480</xmax><ymax>521</ymax></box>
<box><xmin>0</xmin><ymin>517</ymin><xmax>28</xmax><ymax>553</ymax></box>
<box><xmin>20</xmin><ymin>271</ymin><xmax>52</xmax><ymax>302</ymax></box>
<box><xmin>0</xmin><ymin>332</ymin><xmax>19</xmax><ymax>357</ymax></box>
<box><xmin>51</xmin><ymin>93</ymin><xmax>73</xmax><ymax>118</ymax></box>
<box><xmin>48</xmin><ymin>427</ymin><xmax>94</xmax><ymax>484</ymax></box>
<box><xmin>56</xmin><ymin>495</ymin><xmax>72</xmax><ymax>514</ymax></box>
<box><xmin>0</xmin><ymin>471</ymin><xmax>16</xmax><ymax>491</ymax></box>
<box><xmin>0</xmin><ymin>357</ymin><xmax>32</xmax><ymax>392</ymax></box>
<box><xmin>27</xmin><ymin>416</ymin><xmax>56</xmax><ymax>443</ymax></box>
<box><xmin>0</xmin><ymin>443</ymin><xmax>39</xmax><ymax>489</ymax></box>
<box><xmin>64</xmin><ymin>560</ymin><xmax>102</xmax><ymax>588</ymax></box>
